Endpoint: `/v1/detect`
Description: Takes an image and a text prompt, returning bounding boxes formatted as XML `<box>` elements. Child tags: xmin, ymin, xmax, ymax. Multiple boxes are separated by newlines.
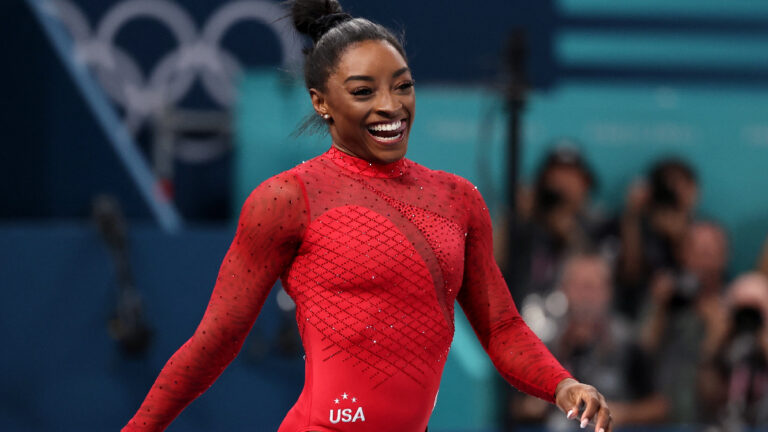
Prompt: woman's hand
<box><xmin>554</xmin><ymin>378</ymin><xmax>612</xmax><ymax>432</ymax></box>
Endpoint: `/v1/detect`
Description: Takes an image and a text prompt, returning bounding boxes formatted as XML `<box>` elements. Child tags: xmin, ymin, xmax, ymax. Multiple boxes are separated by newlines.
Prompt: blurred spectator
<box><xmin>757</xmin><ymin>235</ymin><xmax>768</xmax><ymax>278</ymax></box>
<box><xmin>702</xmin><ymin>273</ymin><xmax>768</xmax><ymax>429</ymax></box>
<box><xmin>639</xmin><ymin>221</ymin><xmax>730</xmax><ymax>424</ymax></box>
<box><xmin>500</xmin><ymin>143</ymin><xmax>605</xmax><ymax>300</ymax></box>
<box><xmin>510</xmin><ymin>253</ymin><xmax>667</xmax><ymax>429</ymax></box>
<box><xmin>616</xmin><ymin>158</ymin><xmax>699</xmax><ymax>319</ymax></box>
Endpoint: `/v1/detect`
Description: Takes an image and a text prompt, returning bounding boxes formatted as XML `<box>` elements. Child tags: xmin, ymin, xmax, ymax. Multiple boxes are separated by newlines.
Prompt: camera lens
<box><xmin>732</xmin><ymin>306</ymin><xmax>763</xmax><ymax>335</ymax></box>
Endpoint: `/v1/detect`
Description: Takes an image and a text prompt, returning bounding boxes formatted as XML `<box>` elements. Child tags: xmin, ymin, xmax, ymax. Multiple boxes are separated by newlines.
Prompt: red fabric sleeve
<box><xmin>122</xmin><ymin>172</ymin><xmax>308</xmax><ymax>431</ymax></box>
<box><xmin>457</xmin><ymin>181</ymin><xmax>572</xmax><ymax>403</ymax></box>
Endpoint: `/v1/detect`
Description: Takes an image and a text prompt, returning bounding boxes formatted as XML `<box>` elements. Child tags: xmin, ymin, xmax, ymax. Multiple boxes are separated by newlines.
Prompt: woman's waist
<box><xmin>282</xmin><ymin>369</ymin><xmax>440</xmax><ymax>432</ymax></box>
<box><xmin>300</xmin><ymin>319</ymin><xmax>451</xmax><ymax>388</ymax></box>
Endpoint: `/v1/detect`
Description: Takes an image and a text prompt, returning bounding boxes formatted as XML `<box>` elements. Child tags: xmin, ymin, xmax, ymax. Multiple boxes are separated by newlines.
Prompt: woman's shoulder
<box><xmin>408</xmin><ymin>160</ymin><xmax>480</xmax><ymax>196</ymax></box>
<box><xmin>406</xmin><ymin>162</ymin><xmax>486</xmax><ymax>224</ymax></box>
<box><xmin>245</xmin><ymin>168</ymin><xmax>307</xmax><ymax>206</ymax></box>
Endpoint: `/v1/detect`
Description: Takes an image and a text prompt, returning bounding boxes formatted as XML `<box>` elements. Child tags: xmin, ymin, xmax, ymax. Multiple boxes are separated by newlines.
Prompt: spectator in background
<box><xmin>757</xmin><ymin>235</ymin><xmax>768</xmax><ymax>278</ymax></box>
<box><xmin>502</xmin><ymin>143</ymin><xmax>604</xmax><ymax>300</ymax></box>
<box><xmin>702</xmin><ymin>273</ymin><xmax>768</xmax><ymax>428</ymax></box>
<box><xmin>510</xmin><ymin>253</ymin><xmax>667</xmax><ymax>429</ymax></box>
<box><xmin>639</xmin><ymin>221</ymin><xmax>730</xmax><ymax>424</ymax></box>
<box><xmin>616</xmin><ymin>158</ymin><xmax>699</xmax><ymax>319</ymax></box>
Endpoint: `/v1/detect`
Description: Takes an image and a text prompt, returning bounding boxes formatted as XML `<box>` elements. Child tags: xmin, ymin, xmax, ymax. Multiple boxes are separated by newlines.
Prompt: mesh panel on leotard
<box><xmin>285</xmin><ymin>205</ymin><xmax>448</xmax><ymax>389</ymax></box>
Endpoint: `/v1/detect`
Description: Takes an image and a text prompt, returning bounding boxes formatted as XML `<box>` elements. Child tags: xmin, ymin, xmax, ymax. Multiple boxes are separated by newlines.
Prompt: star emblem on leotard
<box><xmin>332</xmin><ymin>393</ymin><xmax>359</xmax><ymax>404</ymax></box>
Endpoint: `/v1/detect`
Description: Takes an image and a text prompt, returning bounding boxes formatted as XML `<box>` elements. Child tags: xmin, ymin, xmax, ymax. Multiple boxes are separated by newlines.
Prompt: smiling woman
<box><xmin>121</xmin><ymin>1</ymin><xmax>613</xmax><ymax>432</ymax></box>
<box><xmin>313</xmin><ymin>40</ymin><xmax>415</xmax><ymax>163</ymax></box>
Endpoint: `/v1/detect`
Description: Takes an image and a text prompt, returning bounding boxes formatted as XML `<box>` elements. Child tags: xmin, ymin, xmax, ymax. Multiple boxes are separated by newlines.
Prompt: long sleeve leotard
<box><xmin>123</xmin><ymin>147</ymin><xmax>572</xmax><ymax>432</ymax></box>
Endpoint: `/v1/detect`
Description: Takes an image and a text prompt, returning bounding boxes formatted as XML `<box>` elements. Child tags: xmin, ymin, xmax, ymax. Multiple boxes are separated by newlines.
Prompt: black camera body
<box><xmin>668</xmin><ymin>271</ymin><xmax>700</xmax><ymax>311</ymax></box>
<box><xmin>731</xmin><ymin>306</ymin><xmax>764</xmax><ymax>336</ymax></box>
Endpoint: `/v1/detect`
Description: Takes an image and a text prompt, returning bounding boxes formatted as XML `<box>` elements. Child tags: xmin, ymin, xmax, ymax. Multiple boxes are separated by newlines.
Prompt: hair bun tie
<box><xmin>309</xmin><ymin>12</ymin><xmax>353</xmax><ymax>42</ymax></box>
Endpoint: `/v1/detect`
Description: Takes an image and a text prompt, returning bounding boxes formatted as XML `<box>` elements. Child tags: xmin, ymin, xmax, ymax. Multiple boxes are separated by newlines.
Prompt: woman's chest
<box><xmin>293</xmin><ymin>201</ymin><xmax>467</xmax><ymax>303</ymax></box>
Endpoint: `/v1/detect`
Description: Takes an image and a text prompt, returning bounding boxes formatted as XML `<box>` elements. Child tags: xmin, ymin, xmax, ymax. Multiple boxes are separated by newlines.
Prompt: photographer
<box><xmin>616</xmin><ymin>158</ymin><xmax>699</xmax><ymax>319</ymax></box>
<box><xmin>704</xmin><ymin>273</ymin><xmax>768</xmax><ymax>428</ymax></box>
<box><xmin>510</xmin><ymin>253</ymin><xmax>668</xmax><ymax>428</ymax></box>
<box><xmin>639</xmin><ymin>221</ymin><xmax>729</xmax><ymax>423</ymax></box>
<box><xmin>505</xmin><ymin>144</ymin><xmax>604</xmax><ymax>300</ymax></box>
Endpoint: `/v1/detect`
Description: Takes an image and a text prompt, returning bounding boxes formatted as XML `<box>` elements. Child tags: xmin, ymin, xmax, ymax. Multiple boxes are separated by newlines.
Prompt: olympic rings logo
<box><xmin>45</xmin><ymin>0</ymin><xmax>303</xmax><ymax>130</ymax></box>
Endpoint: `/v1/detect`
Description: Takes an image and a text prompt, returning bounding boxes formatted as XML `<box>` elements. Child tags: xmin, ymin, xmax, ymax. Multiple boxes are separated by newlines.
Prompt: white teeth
<box><xmin>372</xmin><ymin>132</ymin><xmax>403</xmax><ymax>142</ymax></box>
<box><xmin>368</xmin><ymin>120</ymin><xmax>402</xmax><ymax>132</ymax></box>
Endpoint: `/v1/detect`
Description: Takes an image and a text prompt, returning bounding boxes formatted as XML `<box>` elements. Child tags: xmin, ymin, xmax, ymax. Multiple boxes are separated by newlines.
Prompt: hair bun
<box><xmin>291</xmin><ymin>0</ymin><xmax>352</xmax><ymax>43</ymax></box>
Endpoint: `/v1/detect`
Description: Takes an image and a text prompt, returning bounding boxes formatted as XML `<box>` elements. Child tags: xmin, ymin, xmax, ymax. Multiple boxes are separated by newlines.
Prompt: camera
<box><xmin>731</xmin><ymin>306</ymin><xmax>764</xmax><ymax>336</ymax></box>
<box><xmin>536</xmin><ymin>185</ymin><xmax>566</xmax><ymax>214</ymax></box>
<box><xmin>667</xmin><ymin>271</ymin><xmax>700</xmax><ymax>311</ymax></box>
<box><xmin>650</xmin><ymin>176</ymin><xmax>680</xmax><ymax>210</ymax></box>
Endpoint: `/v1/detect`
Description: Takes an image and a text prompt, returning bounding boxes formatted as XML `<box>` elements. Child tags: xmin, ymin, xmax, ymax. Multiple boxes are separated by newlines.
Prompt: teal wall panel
<box><xmin>558</xmin><ymin>32</ymin><xmax>768</xmax><ymax>69</ymax></box>
<box><xmin>558</xmin><ymin>0</ymin><xmax>768</xmax><ymax>18</ymax></box>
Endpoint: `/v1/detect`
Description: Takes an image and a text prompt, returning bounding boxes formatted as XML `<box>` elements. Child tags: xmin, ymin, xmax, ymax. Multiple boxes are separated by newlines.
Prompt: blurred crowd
<box><xmin>496</xmin><ymin>144</ymin><xmax>768</xmax><ymax>431</ymax></box>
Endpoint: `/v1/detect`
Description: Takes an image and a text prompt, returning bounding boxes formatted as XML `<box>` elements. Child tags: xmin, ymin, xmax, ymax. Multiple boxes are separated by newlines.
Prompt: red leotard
<box><xmin>122</xmin><ymin>147</ymin><xmax>572</xmax><ymax>432</ymax></box>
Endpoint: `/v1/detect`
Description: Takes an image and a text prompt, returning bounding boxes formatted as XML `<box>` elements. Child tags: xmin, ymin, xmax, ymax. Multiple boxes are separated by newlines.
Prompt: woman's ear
<box><xmin>310</xmin><ymin>88</ymin><xmax>329</xmax><ymax>117</ymax></box>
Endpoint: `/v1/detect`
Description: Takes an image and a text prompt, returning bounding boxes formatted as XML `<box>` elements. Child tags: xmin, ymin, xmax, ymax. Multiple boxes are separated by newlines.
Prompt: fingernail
<box><xmin>567</xmin><ymin>409</ymin><xmax>575</xmax><ymax>419</ymax></box>
<box><xmin>580</xmin><ymin>418</ymin><xmax>588</xmax><ymax>428</ymax></box>
<box><xmin>599</xmin><ymin>429</ymin><xmax>605</xmax><ymax>432</ymax></box>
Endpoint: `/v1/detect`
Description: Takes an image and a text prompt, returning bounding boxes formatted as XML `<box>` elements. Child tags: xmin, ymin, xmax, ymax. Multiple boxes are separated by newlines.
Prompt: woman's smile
<box><xmin>365</xmin><ymin>118</ymin><xmax>408</xmax><ymax>145</ymax></box>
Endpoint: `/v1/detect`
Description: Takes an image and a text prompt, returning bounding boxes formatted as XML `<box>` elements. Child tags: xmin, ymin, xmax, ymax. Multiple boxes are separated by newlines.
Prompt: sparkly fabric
<box><xmin>122</xmin><ymin>147</ymin><xmax>572</xmax><ymax>432</ymax></box>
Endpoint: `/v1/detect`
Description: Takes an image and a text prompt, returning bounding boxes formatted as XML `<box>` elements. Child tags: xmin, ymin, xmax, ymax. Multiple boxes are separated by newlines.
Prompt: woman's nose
<box><xmin>375</xmin><ymin>91</ymin><xmax>402</xmax><ymax>116</ymax></box>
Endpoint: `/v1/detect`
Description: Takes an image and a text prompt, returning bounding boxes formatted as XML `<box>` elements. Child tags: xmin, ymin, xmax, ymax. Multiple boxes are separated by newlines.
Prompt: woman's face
<box><xmin>311</xmin><ymin>39</ymin><xmax>415</xmax><ymax>164</ymax></box>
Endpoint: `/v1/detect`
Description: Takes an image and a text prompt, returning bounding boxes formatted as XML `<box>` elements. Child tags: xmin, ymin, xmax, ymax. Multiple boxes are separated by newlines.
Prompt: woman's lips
<box><xmin>366</xmin><ymin>119</ymin><xmax>408</xmax><ymax>145</ymax></box>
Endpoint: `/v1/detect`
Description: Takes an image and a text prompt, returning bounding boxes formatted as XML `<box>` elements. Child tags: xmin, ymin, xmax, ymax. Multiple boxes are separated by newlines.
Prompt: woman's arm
<box><xmin>456</xmin><ymin>179</ymin><xmax>571</xmax><ymax>401</ymax></box>
<box><xmin>457</xmin><ymin>180</ymin><xmax>612</xmax><ymax>431</ymax></box>
<box><xmin>122</xmin><ymin>172</ymin><xmax>309</xmax><ymax>431</ymax></box>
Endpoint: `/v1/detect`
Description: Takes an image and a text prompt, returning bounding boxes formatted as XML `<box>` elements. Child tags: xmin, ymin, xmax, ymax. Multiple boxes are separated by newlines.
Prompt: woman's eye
<box><xmin>351</xmin><ymin>88</ymin><xmax>373</xmax><ymax>96</ymax></box>
<box><xmin>398</xmin><ymin>81</ymin><xmax>415</xmax><ymax>91</ymax></box>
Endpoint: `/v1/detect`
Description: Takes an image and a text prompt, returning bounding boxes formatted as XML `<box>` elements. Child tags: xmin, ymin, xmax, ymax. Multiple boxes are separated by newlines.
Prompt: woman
<box><xmin>122</xmin><ymin>1</ymin><xmax>612</xmax><ymax>431</ymax></box>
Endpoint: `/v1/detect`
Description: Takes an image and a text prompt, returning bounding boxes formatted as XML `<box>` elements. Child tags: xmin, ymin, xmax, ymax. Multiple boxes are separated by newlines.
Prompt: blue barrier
<box><xmin>0</xmin><ymin>223</ymin><xmax>299</xmax><ymax>431</ymax></box>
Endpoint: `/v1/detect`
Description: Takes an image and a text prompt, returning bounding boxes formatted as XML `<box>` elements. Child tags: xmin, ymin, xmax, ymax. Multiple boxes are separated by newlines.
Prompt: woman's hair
<box><xmin>290</xmin><ymin>0</ymin><xmax>407</xmax><ymax>91</ymax></box>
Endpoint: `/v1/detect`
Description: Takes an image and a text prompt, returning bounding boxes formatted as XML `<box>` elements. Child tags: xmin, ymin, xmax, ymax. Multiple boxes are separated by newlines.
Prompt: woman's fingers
<box><xmin>580</xmin><ymin>391</ymin><xmax>612</xmax><ymax>432</ymax></box>
<box><xmin>566</xmin><ymin>407</ymin><xmax>578</xmax><ymax>420</ymax></box>
<box><xmin>565</xmin><ymin>392</ymin><xmax>585</xmax><ymax>421</ymax></box>
<box><xmin>593</xmin><ymin>403</ymin><xmax>612</xmax><ymax>432</ymax></box>
<box><xmin>579</xmin><ymin>391</ymin><xmax>600</xmax><ymax>428</ymax></box>
<box><xmin>555</xmin><ymin>379</ymin><xmax>613</xmax><ymax>431</ymax></box>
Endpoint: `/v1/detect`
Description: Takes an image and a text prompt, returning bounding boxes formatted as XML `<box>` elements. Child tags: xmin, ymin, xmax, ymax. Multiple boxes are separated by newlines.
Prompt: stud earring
<box><xmin>322</xmin><ymin>114</ymin><xmax>330</xmax><ymax>120</ymax></box>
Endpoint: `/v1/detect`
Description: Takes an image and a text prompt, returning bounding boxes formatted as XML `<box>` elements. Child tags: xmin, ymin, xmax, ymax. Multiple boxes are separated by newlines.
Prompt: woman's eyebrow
<box><xmin>344</xmin><ymin>75</ymin><xmax>374</xmax><ymax>83</ymax></box>
<box><xmin>392</xmin><ymin>67</ymin><xmax>409</xmax><ymax>78</ymax></box>
<box><xmin>344</xmin><ymin>67</ymin><xmax>410</xmax><ymax>83</ymax></box>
